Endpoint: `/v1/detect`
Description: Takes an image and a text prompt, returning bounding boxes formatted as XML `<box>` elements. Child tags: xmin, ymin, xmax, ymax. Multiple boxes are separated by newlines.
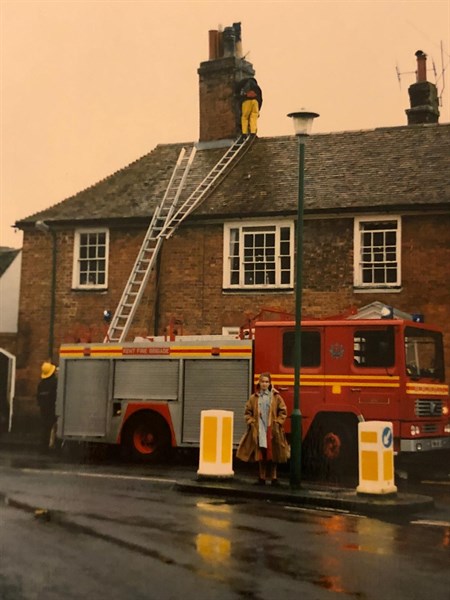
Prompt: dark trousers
<box><xmin>258</xmin><ymin>448</ymin><xmax>277</xmax><ymax>480</ymax></box>
<box><xmin>40</xmin><ymin>407</ymin><xmax>56</xmax><ymax>449</ymax></box>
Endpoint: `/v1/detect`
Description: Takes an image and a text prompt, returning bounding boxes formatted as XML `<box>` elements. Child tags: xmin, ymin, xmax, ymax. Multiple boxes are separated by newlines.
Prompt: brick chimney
<box><xmin>198</xmin><ymin>23</ymin><xmax>256</xmax><ymax>142</ymax></box>
<box><xmin>405</xmin><ymin>50</ymin><xmax>440</xmax><ymax>125</ymax></box>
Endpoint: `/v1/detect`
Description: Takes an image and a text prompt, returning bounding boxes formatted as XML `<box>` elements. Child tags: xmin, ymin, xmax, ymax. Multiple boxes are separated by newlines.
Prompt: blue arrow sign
<box><xmin>382</xmin><ymin>426</ymin><xmax>393</xmax><ymax>448</ymax></box>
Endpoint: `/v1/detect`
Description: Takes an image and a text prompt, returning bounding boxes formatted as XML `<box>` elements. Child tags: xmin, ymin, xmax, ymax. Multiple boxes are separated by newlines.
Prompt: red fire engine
<box><xmin>56</xmin><ymin>314</ymin><xmax>450</xmax><ymax>475</ymax></box>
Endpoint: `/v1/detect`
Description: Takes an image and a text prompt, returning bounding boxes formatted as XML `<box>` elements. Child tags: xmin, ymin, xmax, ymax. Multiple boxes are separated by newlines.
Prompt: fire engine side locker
<box><xmin>182</xmin><ymin>359</ymin><xmax>251</xmax><ymax>444</ymax></box>
<box><xmin>58</xmin><ymin>359</ymin><xmax>112</xmax><ymax>438</ymax></box>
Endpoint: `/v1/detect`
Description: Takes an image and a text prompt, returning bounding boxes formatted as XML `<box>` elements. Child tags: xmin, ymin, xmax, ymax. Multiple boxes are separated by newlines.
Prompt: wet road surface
<box><xmin>0</xmin><ymin>449</ymin><xmax>449</xmax><ymax>599</ymax></box>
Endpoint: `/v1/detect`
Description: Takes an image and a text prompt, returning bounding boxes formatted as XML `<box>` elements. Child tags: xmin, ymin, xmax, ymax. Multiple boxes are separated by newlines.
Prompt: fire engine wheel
<box><xmin>303</xmin><ymin>417</ymin><xmax>358</xmax><ymax>479</ymax></box>
<box><xmin>123</xmin><ymin>414</ymin><xmax>171</xmax><ymax>463</ymax></box>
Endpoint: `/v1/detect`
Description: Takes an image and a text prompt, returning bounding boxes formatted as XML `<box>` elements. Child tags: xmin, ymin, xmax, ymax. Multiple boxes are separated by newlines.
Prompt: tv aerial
<box><xmin>395</xmin><ymin>41</ymin><xmax>447</xmax><ymax>108</ymax></box>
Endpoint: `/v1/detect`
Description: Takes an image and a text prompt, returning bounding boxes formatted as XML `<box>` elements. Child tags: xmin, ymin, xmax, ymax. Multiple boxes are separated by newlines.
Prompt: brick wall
<box><xmin>16</xmin><ymin>227</ymin><xmax>155</xmax><ymax>403</ymax></box>
<box><xmin>158</xmin><ymin>215</ymin><xmax>450</xmax><ymax>372</ymax></box>
<box><xmin>15</xmin><ymin>212</ymin><xmax>450</xmax><ymax>418</ymax></box>
<box><xmin>0</xmin><ymin>334</ymin><xmax>17</xmax><ymax>356</ymax></box>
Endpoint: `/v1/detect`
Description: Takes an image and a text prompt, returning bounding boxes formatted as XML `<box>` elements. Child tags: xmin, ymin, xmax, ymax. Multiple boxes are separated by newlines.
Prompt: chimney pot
<box><xmin>415</xmin><ymin>49</ymin><xmax>427</xmax><ymax>83</ymax></box>
<box><xmin>209</xmin><ymin>30</ymin><xmax>219</xmax><ymax>60</ymax></box>
<box><xmin>223</xmin><ymin>26</ymin><xmax>236</xmax><ymax>57</ymax></box>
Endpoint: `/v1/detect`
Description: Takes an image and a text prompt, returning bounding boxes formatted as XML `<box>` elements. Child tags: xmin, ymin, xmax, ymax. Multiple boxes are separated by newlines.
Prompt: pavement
<box><xmin>0</xmin><ymin>430</ymin><xmax>434</xmax><ymax>517</ymax></box>
<box><xmin>175</xmin><ymin>475</ymin><xmax>433</xmax><ymax>516</ymax></box>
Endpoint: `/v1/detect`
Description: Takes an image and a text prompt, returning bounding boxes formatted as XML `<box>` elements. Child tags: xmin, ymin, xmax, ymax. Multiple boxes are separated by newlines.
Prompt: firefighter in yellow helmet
<box><xmin>36</xmin><ymin>361</ymin><xmax>57</xmax><ymax>451</ymax></box>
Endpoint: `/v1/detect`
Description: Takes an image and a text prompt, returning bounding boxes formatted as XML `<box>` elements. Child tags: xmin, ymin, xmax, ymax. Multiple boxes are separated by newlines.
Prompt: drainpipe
<box><xmin>35</xmin><ymin>220</ymin><xmax>57</xmax><ymax>361</ymax></box>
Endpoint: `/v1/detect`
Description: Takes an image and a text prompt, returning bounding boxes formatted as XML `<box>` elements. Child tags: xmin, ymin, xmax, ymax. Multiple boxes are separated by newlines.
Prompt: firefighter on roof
<box><xmin>237</xmin><ymin>77</ymin><xmax>263</xmax><ymax>136</ymax></box>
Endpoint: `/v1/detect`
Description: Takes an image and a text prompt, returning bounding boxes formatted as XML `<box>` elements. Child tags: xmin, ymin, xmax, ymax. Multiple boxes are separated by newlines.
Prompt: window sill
<box><xmin>353</xmin><ymin>286</ymin><xmax>402</xmax><ymax>294</ymax></box>
<box><xmin>222</xmin><ymin>288</ymin><xmax>294</xmax><ymax>295</ymax></box>
<box><xmin>71</xmin><ymin>287</ymin><xmax>108</xmax><ymax>293</ymax></box>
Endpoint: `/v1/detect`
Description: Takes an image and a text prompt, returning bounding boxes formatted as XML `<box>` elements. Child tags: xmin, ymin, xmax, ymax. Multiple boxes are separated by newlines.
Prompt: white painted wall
<box><xmin>0</xmin><ymin>251</ymin><xmax>21</xmax><ymax>333</ymax></box>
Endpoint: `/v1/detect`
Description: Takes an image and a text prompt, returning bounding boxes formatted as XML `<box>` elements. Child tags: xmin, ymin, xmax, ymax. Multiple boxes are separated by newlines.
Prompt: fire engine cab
<box><xmin>56</xmin><ymin>316</ymin><xmax>450</xmax><ymax>474</ymax></box>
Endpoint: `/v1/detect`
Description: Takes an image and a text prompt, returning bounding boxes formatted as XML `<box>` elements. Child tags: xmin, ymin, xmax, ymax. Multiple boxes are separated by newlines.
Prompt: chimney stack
<box><xmin>405</xmin><ymin>50</ymin><xmax>440</xmax><ymax>125</ymax></box>
<box><xmin>198</xmin><ymin>23</ymin><xmax>255</xmax><ymax>142</ymax></box>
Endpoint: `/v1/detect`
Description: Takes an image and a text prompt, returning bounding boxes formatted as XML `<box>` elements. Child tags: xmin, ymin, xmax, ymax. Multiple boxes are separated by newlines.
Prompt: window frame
<box><xmin>72</xmin><ymin>228</ymin><xmax>109</xmax><ymax>290</ymax></box>
<box><xmin>353</xmin><ymin>215</ymin><xmax>401</xmax><ymax>290</ymax></box>
<box><xmin>223</xmin><ymin>220</ymin><xmax>294</xmax><ymax>290</ymax></box>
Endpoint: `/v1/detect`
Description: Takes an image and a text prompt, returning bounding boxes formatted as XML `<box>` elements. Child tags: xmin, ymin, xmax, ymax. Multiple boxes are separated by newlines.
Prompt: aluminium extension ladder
<box><xmin>105</xmin><ymin>145</ymin><xmax>197</xmax><ymax>342</ymax></box>
<box><xmin>160</xmin><ymin>134</ymin><xmax>255</xmax><ymax>239</ymax></box>
<box><xmin>105</xmin><ymin>134</ymin><xmax>255</xmax><ymax>343</ymax></box>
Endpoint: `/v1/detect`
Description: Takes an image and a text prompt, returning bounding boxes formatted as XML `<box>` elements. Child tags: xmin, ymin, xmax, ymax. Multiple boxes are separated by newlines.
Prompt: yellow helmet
<box><xmin>41</xmin><ymin>362</ymin><xmax>56</xmax><ymax>379</ymax></box>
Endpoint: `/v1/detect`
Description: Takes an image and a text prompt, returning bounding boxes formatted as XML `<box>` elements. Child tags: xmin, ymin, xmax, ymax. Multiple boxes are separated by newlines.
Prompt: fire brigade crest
<box><xmin>329</xmin><ymin>343</ymin><xmax>344</xmax><ymax>359</ymax></box>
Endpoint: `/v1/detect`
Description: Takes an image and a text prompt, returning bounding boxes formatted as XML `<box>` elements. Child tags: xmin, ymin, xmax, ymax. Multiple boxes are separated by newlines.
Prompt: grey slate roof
<box><xmin>16</xmin><ymin>123</ymin><xmax>450</xmax><ymax>229</ymax></box>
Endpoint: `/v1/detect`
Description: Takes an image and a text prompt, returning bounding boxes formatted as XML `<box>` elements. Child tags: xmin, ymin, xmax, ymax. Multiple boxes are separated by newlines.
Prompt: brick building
<box><xmin>10</xmin><ymin>25</ymin><xmax>450</xmax><ymax>424</ymax></box>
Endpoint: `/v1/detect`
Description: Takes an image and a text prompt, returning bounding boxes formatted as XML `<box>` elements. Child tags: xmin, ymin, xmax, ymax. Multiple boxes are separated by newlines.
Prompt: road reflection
<box><xmin>195</xmin><ymin>501</ymin><xmax>232</xmax><ymax>567</ymax></box>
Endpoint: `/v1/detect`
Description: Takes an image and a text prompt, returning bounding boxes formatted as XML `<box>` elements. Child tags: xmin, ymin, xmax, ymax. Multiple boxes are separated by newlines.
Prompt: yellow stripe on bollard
<box><xmin>383</xmin><ymin>450</ymin><xmax>394</xmax><ymax>481</ymax></box>
<box><xmin>361</xmin><ymin>450</ymin><xmax>378</xmax><ymax>481</ymax></box>
<box><xmin>221</xmin><ymin>416</ymin><xmax>233</xmax><ymax>464</ymax></box>
<box><xmin>361</xmin><ymin>431</ymin><xmax>377</xmax><ymax>444</ymax></box>
<box><xmin>202</xmin><ymin>416</ymin><xmax>217</xmax><ymax>463</ymax></box>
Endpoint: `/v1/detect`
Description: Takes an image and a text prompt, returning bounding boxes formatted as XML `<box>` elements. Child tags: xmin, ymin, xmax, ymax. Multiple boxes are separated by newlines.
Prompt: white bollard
<box><xmin>197</xmin><ymin>410</ymin><xmax>234</xmax><ymax>478</ymax></box>
<box><xmin>356</xmin><ymin>421</ymin><xmax>398</xmax><ymax>495</ymax></box>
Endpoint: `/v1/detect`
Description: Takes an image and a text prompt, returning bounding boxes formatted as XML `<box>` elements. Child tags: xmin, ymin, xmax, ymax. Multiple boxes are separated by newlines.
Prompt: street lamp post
<box><xmin>35</xmin><ymin>220</ymin><xmax>57</xmax><ymax>361</ymax></box>
<box><xmin>287</xmin><ymin>110</ymin><xmax>319</xmax><ymax>489</ymax></box>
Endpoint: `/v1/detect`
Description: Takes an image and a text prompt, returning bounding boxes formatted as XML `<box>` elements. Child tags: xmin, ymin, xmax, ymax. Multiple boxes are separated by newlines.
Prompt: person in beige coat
<box><xmin>236</xmin><ymin>372</ymin><xmax>290</xmax><ymax>485</ymax></box>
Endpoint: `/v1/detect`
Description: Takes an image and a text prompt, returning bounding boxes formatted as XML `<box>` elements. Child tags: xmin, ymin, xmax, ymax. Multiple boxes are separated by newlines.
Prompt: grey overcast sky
<box><xmin>1</xmin><ymin>0</ymin><xmax>449</xmax><ymax>249</ymax></box>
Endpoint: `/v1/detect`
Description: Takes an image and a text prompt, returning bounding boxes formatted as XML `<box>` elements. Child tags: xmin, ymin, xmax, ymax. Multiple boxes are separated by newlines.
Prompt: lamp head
<box><xmin>287</xmin><ymin>110</ymin><xmax>320</xmax><ymax>136</ymax></box>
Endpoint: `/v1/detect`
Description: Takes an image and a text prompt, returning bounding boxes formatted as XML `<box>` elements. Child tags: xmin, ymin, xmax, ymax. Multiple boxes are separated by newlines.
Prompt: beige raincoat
<box><xmin>236</xmin><ymin>389</ymin><xmax>290</xmax><ymax>463</ymax></box>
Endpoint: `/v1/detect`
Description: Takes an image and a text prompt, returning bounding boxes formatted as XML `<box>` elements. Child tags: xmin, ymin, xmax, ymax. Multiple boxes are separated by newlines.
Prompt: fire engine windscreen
<box><xmin>404</xmin><ymin>327</ymin><xmax>445</xmax><ymax>380</ymax></box>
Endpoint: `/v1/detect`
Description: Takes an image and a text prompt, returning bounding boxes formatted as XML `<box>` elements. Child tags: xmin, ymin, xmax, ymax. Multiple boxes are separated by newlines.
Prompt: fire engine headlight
<box><xmin>443</xmin><ymin>405</ymin><xmax>449</xmax><ymax>416</ymax></box>
<box><xmin>445</xmin><ymin>424</ymin><xmax>450</xmax><ymax>434</ymax></box>
<box><xmin>410</xmin><ymin>425</ymin><xmax>420</xmax><ymax>436</ymax></box>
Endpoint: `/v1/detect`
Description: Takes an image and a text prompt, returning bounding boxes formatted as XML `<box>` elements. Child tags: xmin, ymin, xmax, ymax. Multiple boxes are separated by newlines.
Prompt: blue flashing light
<box><xmin>412</xmin><ymin>313</ymin><xmax>424</xmax><ymax>323</ymax></box>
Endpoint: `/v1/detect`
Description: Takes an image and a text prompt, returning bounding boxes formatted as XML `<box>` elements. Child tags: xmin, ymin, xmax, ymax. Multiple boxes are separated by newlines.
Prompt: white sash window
<box><xmin>223</xmin><ymin>221</ymin><xmax>294</xmax><ymax>289</ymax></box>
<box><xmin>354</xmin><ymin>216</ymin><xmax>401</xmax><ymax>290</ymax></box>
<box><xmin>73</xmin><ymin>229</ymin><xmax>109</xmax><ymax>289</ymax></box>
